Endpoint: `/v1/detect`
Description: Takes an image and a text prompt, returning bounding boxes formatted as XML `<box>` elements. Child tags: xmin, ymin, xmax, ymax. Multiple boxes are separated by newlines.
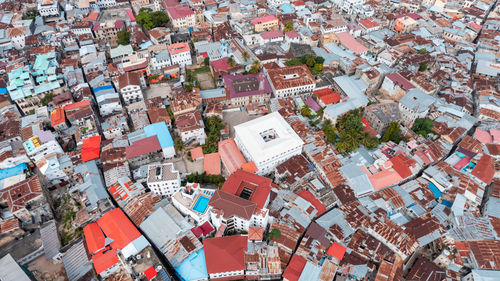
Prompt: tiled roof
<box><xmin>208</xmin><ymin>190</ymin><xmax>256</xmax><ymax>220</ymax></box>
<box><xmin>221</xmin><ymin>169</ymin><xmax>272</xmax><ymax>209</ymax></box>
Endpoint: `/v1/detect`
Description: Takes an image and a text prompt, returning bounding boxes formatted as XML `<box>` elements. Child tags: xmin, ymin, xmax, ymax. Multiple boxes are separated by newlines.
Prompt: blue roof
<box><xmin>144</xmin><ymin>122</ymin><xmax>174</xmax><ymax>148</ymax></box>
<box><xmin>280</xmin><ymin>3</ymin><xmax>295</xmax><ymax>14</ymax></box>
<box><xmin>427</xmin><ymin>181</ymin><xmax>442</xmax><ymax>198</ymax></box>
<box><xmin>0</xmin><ymin>88</ymin><xmax>6</xmax><ymax>94</ymax></box>
<box><xmin>175</xmin><ymin>249</ymin><xmax>208</xmax><ymax>281</ymax></box>
<box><xmin>200</xmin><ymin>88</ymin><xmax>226</xmax><ymax>100</ymax></box>
<box><xmin>93</xmin><ymin>85</ymin><xmax>114</xmax><ymax>93</ymax></box>
<box><xmin>0</xmin><ymin>163</ymin><xmax>27</xmax><ymax>180</ymax></box>
<box><xmin>441</xmin><ymin>200</ymin><xmax>453</xmax><ymax>207</ymax></box>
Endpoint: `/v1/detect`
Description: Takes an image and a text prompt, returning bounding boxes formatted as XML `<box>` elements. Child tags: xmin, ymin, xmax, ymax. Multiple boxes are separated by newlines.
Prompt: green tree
<box><xmin>285</xmin><ymin>57</ymin><xmax>302</xmax><ymax>66</ymax></box>
<box><xmin>204</xmin><ymin>57</ymin><xmax>210</xmax><ymax>66</ymax></box>
<box><xmin>312</xmin><ymin>63</ymin><xmax>323</xmax><ymax>74</ymax></box>
<box><xmin>381</xmin><ymin>122</ymin><xmax>402</xmax><ymax>143</ymax></box>
<box><xmin>303</xmin><ymin>54</ymin><xmax>316</xmax><ymax>67</ymax></box>
<box><xmin>418</xmin><ymin>62</ymin><xmax>428</xmax><ymax>72</ymax></box>
<box><xmin>242</xmin><ymin>51</ymin><xmax>249</xmax><ymax>62</ymax></box>
<box><xmin>269</xmin><ymin>228</ymin><xmax>281</xmax><ymax>240</ymax></box>
<box><xmin>249</xmin><ymin>60</ymin><xmax>261</xmax><ymax>74</ymax></box>
<box><xmin>315</xmin><ymin>56</ymin><xmax>325</xmax><ymax>64</ymax></box>
<box><xmin>284</xmin><ymin>21</ymin><xmax>293</xmax><ymax>32</ymax></box>
<box><xmin>117</xmin><ymin>30</ymin><xmax>130</xmax><ymax>45</ymax></box>
<box><xmin>184</xmin><ymin>83</ymin><xmax>193</xmax><ymax>92</ymax></box>
<box><xmin>23</xmin><ymin>9</ymin><xmax>38</xmax><ymax>20</ymax></box>
<box><xmin>301</xmin><ymin>105</ymin><xmax>311</xmax><ymax>117</ymax></box>
<box><xmin>174</xmin><ymin>137</ymin><xmax>184</xmax><ymax>151</ymax></box>
<box><xmin>227</xmin><ymin>57</ymin><xmax>236</xmax><ymax>67</ymax></box>
<box><xmin>151</xmin><ymin>11</ymin><xmax>169</xmax><ymax>27</ymax></box>
<box><xmin>417</xmin><ymin>48</ymin><xmax>427</xmax><ymax>54</ymax></box>
<box><xmin>137</xmin><ymin>9</ymin><xmax>154</xmax><ymax>30</ymax></box>
<box><xmin>412</xmin><ymin>118</ymin><xmax>435</xmax><ymax>137</ymax></box>
<box><xmin>40</xmin><ymin>93</ymin><xmax>54</xmax><ymax>106</ymax></box>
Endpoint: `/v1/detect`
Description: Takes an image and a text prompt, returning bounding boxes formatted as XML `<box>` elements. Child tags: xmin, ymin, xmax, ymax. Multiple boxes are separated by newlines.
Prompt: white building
<box><xmin>23</xmin><ymin>134</ymin><xmax>64</xmax><ymax>164</ymax></box>
<box><xmin>171</xmin><ymin>183</ymin><xmax>214</xmax><ymax>224</ymax></box>
<box><xmin>117</xmin><ymin>72</ymin><xmax>143</xmax><ymax>105</ymax></box>
<box><xmin>234</xmin><ymin>112</ymin><xmax>304</xmax><ymax>175</ymax></box>
<box><xmin>175</xmin><ymin>111</ymin><xmax>206</xmax><ymax>144</ymax></box>
<box><xmin>146</xmin><ymin>163</ymin><xmax>181</xmax><ymax>197</ymax></box>
<box><xmin>38</xmin><ymin>0</ymin><xmax>60</xmax><ymax>17</ymax></box>
<box><xmin>341</xmin><ymin>0</ymin><xmax>365</xmax><ymax>14</ymax></box>
<box><xmin>167</xmin><ymin>42</ymin><xmax>192</xmax><ymax>67</ymax></box>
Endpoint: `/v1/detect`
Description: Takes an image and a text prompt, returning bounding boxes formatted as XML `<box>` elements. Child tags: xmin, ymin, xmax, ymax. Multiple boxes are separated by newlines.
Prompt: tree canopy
<box><xmin>137</xmin><ymin>8</ymin><xmax>169</xmax><ymax>30</ymax></box>
<box><xmin>285</xmin><ymin>54</ymin><xmax>325</xmax><ymax>75</ymax></box>
<box><xmin>186</xmin><ymin>172</ymin><xmax>225</xmax><ymax>187</ymax></box>
<box><xmin>284</xmin><ymin>21</ymin><xmax>293</xmax><ymax>32</ymax></box>
<box><xmin>117</xmin><ymin>30</ymin><xmax>130</xmax><ymax>45</ymax></box>
<box><xmin>381</xmin><ymin>122</ymin><xmax>403</xmax><ymax>143</ymax></box>
<box><xmin>325</xmin><ymin>109</ymin><xmax>380</xmax><ymax>154</ymax></box>
<box><xmin>412</xmin><ymin>118</ymin><xmax>436</xmax><ymax>138</ymax></box>
<box><xmin>202</xmin><ymin>116</ymin><xmax>225</xmax><ymax>153</ymax></box>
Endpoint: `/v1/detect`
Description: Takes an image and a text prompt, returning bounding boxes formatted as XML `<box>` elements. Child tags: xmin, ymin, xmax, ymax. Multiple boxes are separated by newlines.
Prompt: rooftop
<box><xmin>266</xmin><ymin>65</ymin><xmax>315</xmax><ymax>90</ymax></box>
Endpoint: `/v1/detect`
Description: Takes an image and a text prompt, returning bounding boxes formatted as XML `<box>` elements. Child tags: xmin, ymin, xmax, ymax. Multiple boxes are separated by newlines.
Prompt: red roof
<box><xmin>144</xmin><ymin>266</ymin><xmax>157</xmax><ymax>280</ymax></box>
<box><xmin>81</xmin><ymin>136</ymin><xmax>101</xmax><ymax>162</ymax></box>
<box><xmin>210</xmin><ymin>57</ymin><xmax>232</xmax><ymax>72</ymax></box>
<box><xmin>204</xmin><ymin>235</ymin><xmax>247</xmax><ymax>274</ymax></box>
<box><xmin>241</xmin><ymin>161</ymin><xmax>258</xmax><ymax>173</ymax></box>
<box><xmin>297</xmin><ymin>190</ymin><xmax>326</xmax><ymax>215</ymax></box>
<box><xmin>327</xmin><ymin>242</ymin><xmax>346</xmax><ymax>261</ymax></box>
<box><xmin>251</xmin><ymin>15</ymin><xmax>278</xmax><ymax>25</ymax></box>
<box><xmin>126</xmin><ymin>136</ymin><xmax>162</xmax><ymax>159</ymax></box>
<box><xmin>97</xmin><ymin>208</ymin><xmax>142</xmax><ymax>250</ymax></box>
<box><xmin>126</xmin><ymin>9</ymin><xmax>136</xmax><ymax>21</ymax></box>
<box><xmin>221</xmin><ymin>169</ymin><xmax>272</xmax><ymax>209</ymax></box>
<box><xmin>260</xmin><ymin>30</ymin><xmax>284</xmax><ymax>40</ymax></box>
<box><xmin>190</xmin><ymin>146</ymin><xmax>204</xmax><ymax>160</ymax></box>
<box><xmin>282</xmin><ymin>254</ymin><xmax>306</xmax><ymax>281</ymax></box>
<box><xmin>200</xmin><ymin>221</ymin><xmax>214</xmax><ymax>235</ymax></box>
<box><xmin>218</xmin><ymin>138</ymin><xmax>246</xmax><ymax>174</ymax></box>
<box><xmin>471</xmin><ymin>154</ymin><xmax>495</xmax><ymax>184</ymax></box>
<box><xmin>313</xmin><ymin>88</ymin><xmax>340</xmax><ymax>104</ymax></box>
<box><xmin>191</xmin><ymin>226</ymin><xmax>203</xmax><ymax>237</ymax></box>
<box><xmin>358</xmin><ymin>17</ymin><xmax>379</xmax><ymax>29</ymax></box>
<box><xmin>64</xmin><ymin>100</ymin><xmax>90</xmax><ymax>111</ymax></box>
<box><xmin>386</xmin><ymin>73</ymin><xmax>415</xmax><ymax>90</ymax></box>
<box><xmin>285</xmin><ymin>30</ymin><xmax>300</xmax><ymax>39</ymax></box>
<box><xmin>50</xmin><ymin>108</ymin><xmax>65</xmax><ymax>126</ymax></box>
<box><xmin>204</xmin><ymin>152</ymin><xmax>221</xmax><ymax>175</ymax></box>
<box><xmin>389</xmin><ymin>154</ymin><xmax>413</xmax><ymax>179</ymax></box>
<box><xmin>167</xmin><ymin>4</ymin><xmax>194</xmax><ymax>20</ymax></box>
<box><xmin>83</xmin><ymin>222</ymin><xmax>105</xmax><ymax>254</ymax></box>
<box><xmin>92</xmin><ymin>249</ymin><xmax>119</xmax><ymax>275</ymax></box>
<box><xmin>454</xmin><ymin>156</ymin><xmax>470</xmax><ymax>170</ymax></box>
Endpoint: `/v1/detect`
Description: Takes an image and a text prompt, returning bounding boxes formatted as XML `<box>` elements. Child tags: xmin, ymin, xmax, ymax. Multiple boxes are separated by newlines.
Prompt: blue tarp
<box><xmin>441</xmin><ymin>200</ymin><xmax>453</xmax><ymax>207</ymax></box>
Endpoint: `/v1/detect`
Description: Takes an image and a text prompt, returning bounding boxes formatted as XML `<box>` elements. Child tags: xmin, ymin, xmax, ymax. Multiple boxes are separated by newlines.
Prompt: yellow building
<box><xmin>251</xmin><ymin>15</ymin><xmax>279</xmax><ymax>32</ymax></box>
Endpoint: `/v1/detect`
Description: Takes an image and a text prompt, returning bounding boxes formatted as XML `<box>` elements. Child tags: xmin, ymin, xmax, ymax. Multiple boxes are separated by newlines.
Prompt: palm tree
<box><xmin>242</xmin><ymin>51</ymin><xmax>249</xmax><ymax>62</ymax></box>
<box><xmin>227</xmin><ymin>57</ymin><xmax>236</xmax><ymax>67</ymax></box>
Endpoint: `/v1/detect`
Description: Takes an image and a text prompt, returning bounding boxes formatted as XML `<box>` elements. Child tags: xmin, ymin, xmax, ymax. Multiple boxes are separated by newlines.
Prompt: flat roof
<box><xmin>234</xmin><ymin>112</ymin><xmax>304</xmax><ymax>166</ymax></box>
<box><xmin>175</xmin><ymin>249</ymin><xmax>208</xmax><ymax>281</ymax></box>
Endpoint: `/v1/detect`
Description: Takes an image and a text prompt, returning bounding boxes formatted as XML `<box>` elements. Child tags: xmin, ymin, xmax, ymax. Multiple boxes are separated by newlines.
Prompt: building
<box><xmin>251</xmin><ymin>15</ymin><xmax>279</xmax><ymax>32</ymax></box>
<box><xmin>363</xmin><ymin>103</ymin><xmax>401</xmax><ymax>135</ymax></box>
<box><xmin>146</xmin><ymin>163</ymin><xmax>181</xmax><ymax>197</ymax></box>
<box><xmin>38</xmin><ymin>0</ymin><xmax>60</xmax><ymax>17</ymax></box>
<box><xmin>125</xmin><ymin>136</ymin><xmax>163</xmax><ymax>169</ymax></box>
<box><xmin>93</xmin><ymin>20</ymin><xmax>125</xmax><ymax>44</ymax></box>
<box><xmin>395</xmin><ymin>16</ymin><xmax>419</xmax><ymax>33</ymax></box>
<box><xmin>204</xmin><ymin>235</ymin><xmax>248</xmax><ymax>280</ymax></box>
<box><xmin>117</xmin><ymin>72</ymin><xmax>143</xmax><ymax>105</ymax></box>
<box><xmin>266</xmin><ymin>65</ymin><xmax>315</xmax><ymax>98</ymax></box>
<box><xmin>0</xmin><ymin>254</ymin><xmax>31</xmax><ymax>281</ymax></box>
<box><xmin>234</xmin><ymin>112</ymin><xmax>304</xmax><ymax>175</ymax></box>
<box><xmin>223</xmin><ymin>73</ymin><xmax>272</xmax><ymax>108</ymax></box>
<box><xmin>399</xmin><ymin>88</ymin><xmax>436</xmax><ymax>126</ymax></box>
<box><xmin>144</xmin><ymin>122</ymin><xmax>175</xmax><ymax>158</ymax></box>
<box><xmin>167</xmin><ymin>42</ymin><xmax>192</xmax><ymax>66</ymax></box>
<box><xmin>167</xmin><ymin>5</ymin><xmax>196</xmax><ymax>29</ymax></box>
<box><xmin>175</xmin><ymin>111</ymin><xmax>206</xmax><ymax>144</ymax></box>
<box><xmin>172</xmin><ymin>183</ymin><xmax>215</xmax><ymax>224</ymax></box>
